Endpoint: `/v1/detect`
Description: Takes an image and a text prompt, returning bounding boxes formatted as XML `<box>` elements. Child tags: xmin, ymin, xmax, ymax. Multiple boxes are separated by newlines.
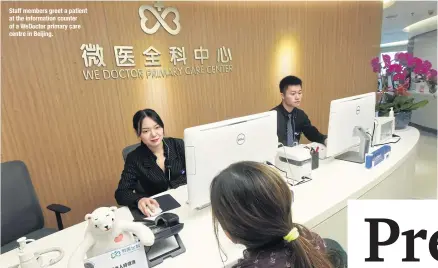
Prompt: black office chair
<box><xmin>122</xmin><ymin>143</ymin><xmax>140</xmax><ymax>162</ymax></box>
<box><xmin>1</xmin><ymin>160</ymin><xmax>71</xmax><ymax>253</ymax></box>
<box><xmin>121</xmin><ymin>143</ymin><xmax>145</xmax><ymax>194</ymax></box>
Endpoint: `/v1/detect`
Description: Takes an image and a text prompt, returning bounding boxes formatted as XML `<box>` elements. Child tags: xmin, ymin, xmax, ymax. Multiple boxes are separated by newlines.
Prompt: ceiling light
<box><xmin>380</xmin><ymin>40</ymin><xmax>409</xmax><ymax>48</ymax></box>
<box><xmin>383</xmin><ymin>0</ymin><xmax>396</xmax><ymax>9</ymax></box>
<box><xmin>403</xmin><ymin>15</ymin><xmax>437</xmax><ymax>32</ymax></box>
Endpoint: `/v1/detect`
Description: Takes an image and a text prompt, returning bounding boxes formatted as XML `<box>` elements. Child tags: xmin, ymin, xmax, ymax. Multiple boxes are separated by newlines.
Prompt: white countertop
<box><xmin>0</xmin><ymin>127</ymin><xmax>420</xmax><ymax>268</ymax></box>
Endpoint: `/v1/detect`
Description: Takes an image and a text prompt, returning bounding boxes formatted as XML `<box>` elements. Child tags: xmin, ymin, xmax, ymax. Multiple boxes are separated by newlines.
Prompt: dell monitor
<box><xmin>183</xmin><ymin>111</ymin><xmax>278</xmax><ymax>210</ymax></box>
<box><xmin>326</xmin><ymin>92</ymin><xmax>376</xmax><ymax>163</ymax></box>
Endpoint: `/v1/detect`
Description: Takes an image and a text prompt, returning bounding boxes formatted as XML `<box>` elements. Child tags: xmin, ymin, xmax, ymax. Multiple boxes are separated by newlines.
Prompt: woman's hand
<box><xmin>137</xmin><ymin>197</ymin><xmax>160</xmax><ymax>217</ymax></box>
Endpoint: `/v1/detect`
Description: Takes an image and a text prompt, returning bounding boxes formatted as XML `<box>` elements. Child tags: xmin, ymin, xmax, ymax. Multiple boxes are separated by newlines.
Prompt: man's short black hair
<box><xmin>279</xmin><ymin>76</ymin><xmax>302</xmax><ymax>93</ymax></box>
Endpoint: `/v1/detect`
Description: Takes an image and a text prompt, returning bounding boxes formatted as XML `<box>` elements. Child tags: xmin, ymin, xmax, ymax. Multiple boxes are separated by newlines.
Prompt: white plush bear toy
<box><xmin>68</xmin><ymin>206</ymin><xmax>154</xmax><ymax>268</ymax></box>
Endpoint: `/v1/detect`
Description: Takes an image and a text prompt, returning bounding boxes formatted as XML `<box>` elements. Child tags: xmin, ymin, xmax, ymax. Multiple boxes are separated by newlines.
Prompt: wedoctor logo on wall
<box><xmin>139</xmin><ymin>2</ymin><xmax>180</xmax><ymax>35</ymax></box>
<box><xmin>348</xmin><ymin>200</ymin><xmax>438</xmax><ymax>267</ymax></box>
<box><xmin>80</xmin><ymin>2</ymin><xmax>233</xmax><ymax>81</ymax></box>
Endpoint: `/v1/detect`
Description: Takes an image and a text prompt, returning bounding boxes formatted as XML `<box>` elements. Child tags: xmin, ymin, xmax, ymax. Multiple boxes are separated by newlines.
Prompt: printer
<box><xmin>275</xmin><ymin>145</ymin><xmax>312</xmax><ymax>181</ymax></box>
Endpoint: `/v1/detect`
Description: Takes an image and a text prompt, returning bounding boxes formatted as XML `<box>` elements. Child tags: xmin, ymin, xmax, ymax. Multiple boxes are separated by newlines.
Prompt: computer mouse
<box><xmin>146</xmin><ymin>205</ymin><xmax>162</xmax><ymax>217</ymax></box>
<box><xmin>155</xmin><ymin>213</ymin><xmax>180</xmax><ymax>227</ymax></box>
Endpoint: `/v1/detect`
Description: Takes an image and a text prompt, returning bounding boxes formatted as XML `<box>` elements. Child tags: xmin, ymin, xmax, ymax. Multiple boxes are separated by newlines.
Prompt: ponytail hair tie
<box><xmin>283</xmin><ymin>227</ymin><xmax>300</xmax><ymax>242</ymax></box>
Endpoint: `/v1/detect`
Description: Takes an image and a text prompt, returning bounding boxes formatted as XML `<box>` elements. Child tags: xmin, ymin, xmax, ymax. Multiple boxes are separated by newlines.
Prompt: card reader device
<box><xmin>275</xmin><ymin>146</ymin><xmax>312</xmax><ymax>181</ymax></box>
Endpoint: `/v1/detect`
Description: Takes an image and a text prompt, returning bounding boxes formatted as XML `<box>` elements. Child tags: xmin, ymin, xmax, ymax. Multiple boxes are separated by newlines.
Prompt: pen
<box><xmin>315</xmin><ymin>146</ymin><xmax>319</xmax><ymax>153</ymax></box>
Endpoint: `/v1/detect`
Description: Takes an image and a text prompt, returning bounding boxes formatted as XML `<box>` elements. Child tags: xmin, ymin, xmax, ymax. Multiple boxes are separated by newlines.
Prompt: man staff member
<box><xmin>271</xmin><ymin>75</ymin><xmax>327</xmax><ymax>147</ymax></box>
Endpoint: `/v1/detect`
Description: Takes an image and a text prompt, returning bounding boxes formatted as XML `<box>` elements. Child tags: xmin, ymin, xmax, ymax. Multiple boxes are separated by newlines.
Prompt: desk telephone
<box><xmin>130</xmin><ymin>194</ymin><xmax>185</xmax><ymax>267</ymax></box>
<box><xmin>135</xmin><ymin>212</ymin><xmax>186</xmax><ymax>267</ymax></box>
<box><xmin>139</xmin><ymin>213</ymin><xmax>184</xmax><ymax>241</ymax></box>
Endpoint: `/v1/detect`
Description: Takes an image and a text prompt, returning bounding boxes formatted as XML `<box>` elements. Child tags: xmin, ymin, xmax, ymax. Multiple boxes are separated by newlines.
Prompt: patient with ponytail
<box><xmin>210</xmin><ymin>161</ymin><xmax>346</xmax><ymax>268</ymax></box>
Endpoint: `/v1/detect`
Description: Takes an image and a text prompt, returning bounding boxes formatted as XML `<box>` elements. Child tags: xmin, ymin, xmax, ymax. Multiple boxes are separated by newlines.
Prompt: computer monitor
<box><xmin>183</xmin><ymin>111</ymin><xmax>278</xmax><ymax>209</ymax></box>
<box><xmin>325</xmin><ymin>92</ymin><xmax>376</xmax><ymax>163</ymax></box>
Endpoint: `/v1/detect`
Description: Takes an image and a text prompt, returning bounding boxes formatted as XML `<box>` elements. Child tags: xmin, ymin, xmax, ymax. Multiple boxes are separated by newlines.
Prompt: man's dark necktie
<box><xmin>287</xmin><ymin>114</ymin><xmax>294</xmax><ymax>147</ymax></box>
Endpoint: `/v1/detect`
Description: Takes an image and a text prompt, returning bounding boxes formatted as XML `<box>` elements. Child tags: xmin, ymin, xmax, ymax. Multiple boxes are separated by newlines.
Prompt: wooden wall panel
<box><xmin>1</xmin><ymin>1</ymin><xmax>382</xmax><ymax>228</ymax></box>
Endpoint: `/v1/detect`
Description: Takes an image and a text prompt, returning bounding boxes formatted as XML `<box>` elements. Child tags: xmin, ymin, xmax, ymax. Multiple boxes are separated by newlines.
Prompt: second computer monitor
<box><xmin>183</xmin><ymin>111</ymin><xmax>278</xmax><ymax>210</ymax></box>
<box><xmin>326</xmin><ymin>92</ymin><xmax>376</xmax><ymax>163</ymax></box>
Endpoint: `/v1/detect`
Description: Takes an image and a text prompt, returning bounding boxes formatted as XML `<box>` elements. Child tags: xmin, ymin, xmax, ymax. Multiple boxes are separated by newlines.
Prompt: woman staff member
<box><xmin>210</xmin><ymin>161</ymin><xmax>346</xmax><ymax>268</ymax></box>
<box><xmin>115</xmin><ymin>109</ymin><xmax>187</xmax><ymax>217</ymax></box>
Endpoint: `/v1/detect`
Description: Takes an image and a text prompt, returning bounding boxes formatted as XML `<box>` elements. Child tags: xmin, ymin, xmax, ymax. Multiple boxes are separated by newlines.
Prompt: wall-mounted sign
<box><xmin>139</xmin><ymin>2</ymin><xmax>180</xmax><ymax>35</ymax></box>
<box><xmin>80</xmin><ymin>44</ymin><xmax>233</xmax><ymax>80</ymax></box>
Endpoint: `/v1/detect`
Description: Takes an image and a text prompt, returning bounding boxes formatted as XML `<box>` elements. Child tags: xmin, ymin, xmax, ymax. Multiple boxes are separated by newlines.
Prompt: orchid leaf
<box><xmin>409</xmin><ymin>100</ymin><xmax>429</xmax><ymax>110</ymax></box>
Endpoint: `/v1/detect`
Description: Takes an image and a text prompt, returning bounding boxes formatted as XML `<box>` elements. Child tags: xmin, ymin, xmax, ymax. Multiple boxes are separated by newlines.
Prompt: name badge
<box><xmin>84</xmin><ymin>242</ymin><xmax>149</xmax><ymax>268</ymax></box>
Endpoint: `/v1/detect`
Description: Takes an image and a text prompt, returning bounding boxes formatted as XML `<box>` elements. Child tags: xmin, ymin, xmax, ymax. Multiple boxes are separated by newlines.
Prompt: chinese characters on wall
<box><xmin>80</xmin><ymin>44</ymin><xmax>233</xmax><ymax>80</ymax></box>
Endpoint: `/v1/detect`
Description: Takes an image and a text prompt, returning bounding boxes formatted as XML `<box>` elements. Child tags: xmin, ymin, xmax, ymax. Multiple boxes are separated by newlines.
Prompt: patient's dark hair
<box><xmin>210</xmin><ymin>161</ymin><xmax>338</xmax><ymax>268</ymax></box>
<box><xmin>132</xmin><ymin>109</ymin><xmax>164</xmax><ymax>136</ymax></box>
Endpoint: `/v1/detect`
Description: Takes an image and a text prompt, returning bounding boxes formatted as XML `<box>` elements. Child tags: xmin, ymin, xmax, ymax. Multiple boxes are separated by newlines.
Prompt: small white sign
<box><xmin>348</xmin><ymin>200</ymin><xmax>438</xmax><ymax>268</ymax></box>
<box><xmin>84</xmin><ymin>242</ymin><xmax>149</xmax><ymax>268</ymax></box>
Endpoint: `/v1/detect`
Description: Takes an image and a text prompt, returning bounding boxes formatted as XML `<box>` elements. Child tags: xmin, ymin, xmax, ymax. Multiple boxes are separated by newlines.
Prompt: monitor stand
<box><xmin>334</xmin><ymin>126</ymin><xmax>370</xmax><ymax>164</ymax></box>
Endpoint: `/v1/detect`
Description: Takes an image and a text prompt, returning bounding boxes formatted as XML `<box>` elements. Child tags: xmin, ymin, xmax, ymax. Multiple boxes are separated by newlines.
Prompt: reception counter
<box><xmin>410</xmin><ymin>91</ymin><xmax>437</xmax><ymax>130</ymax></box>
<box><xmin>0</xmin><ymin>127</ymin><xmax>420</xmax><ymax>268</ymax></box>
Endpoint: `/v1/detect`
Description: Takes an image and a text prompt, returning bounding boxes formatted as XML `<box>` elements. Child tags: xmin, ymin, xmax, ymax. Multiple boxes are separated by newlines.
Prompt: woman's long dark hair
<box><xmin>132</xmin><ymin>109</ymin><xmax>164</xmax><ymax>136</ymax></box>
<box><xmin>210</xmin><ymin>161</ymin><xmax>339</xmax><ymax>268</ymax></box>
